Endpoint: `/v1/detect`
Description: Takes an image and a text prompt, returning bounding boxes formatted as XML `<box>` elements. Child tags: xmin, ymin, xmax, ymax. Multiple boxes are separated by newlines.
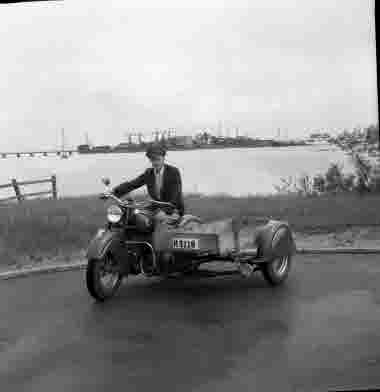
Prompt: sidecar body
<box><xmin>148</xmin><ymin>217</ymin><xmax>296</xmax><ymax>281</ymax></box>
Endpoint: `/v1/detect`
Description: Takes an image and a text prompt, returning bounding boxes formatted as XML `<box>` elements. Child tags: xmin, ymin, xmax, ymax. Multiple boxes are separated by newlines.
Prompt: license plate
<box><xmin>172</xmin><ymin>238</ymin><xmax>199</xmax><ymax>250</ymax></box>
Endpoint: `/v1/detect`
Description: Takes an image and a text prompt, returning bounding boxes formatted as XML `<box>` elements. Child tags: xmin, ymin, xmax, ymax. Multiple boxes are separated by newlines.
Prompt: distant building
<box><xmin>195</xmin><ymin>132</ymin><xmax>212</xmax><ymax>145</ymax></box>
<box><xmin>171</xmin><ymin>136</ymin><xmax>193</xmax><ymax>147</ymax></box>
<box><xmin>77</xmin><ymin>144</ymin><xmax>91</xmax><ymax>153</ymax></box>
<box><xmin>92</xmin><ymin>145</ymin><xmax>111</xmax><ymax>153</ymax></box>
<box><xmin>113</xmin><ymin>143</ymin><xmax>132</xmax><ymax>151</ymax></box>
<box><xmin>308</xmin><ymin>132</ymin><xmax>332</xmax><ymax>144</ymax></box>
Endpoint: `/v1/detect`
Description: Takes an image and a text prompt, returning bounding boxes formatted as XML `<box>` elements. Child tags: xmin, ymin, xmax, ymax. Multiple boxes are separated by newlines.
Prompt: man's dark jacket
<box><xmin>112</xmin><ymin>164</ymin><xmax>185</xmax><ymax>216</ymax></box>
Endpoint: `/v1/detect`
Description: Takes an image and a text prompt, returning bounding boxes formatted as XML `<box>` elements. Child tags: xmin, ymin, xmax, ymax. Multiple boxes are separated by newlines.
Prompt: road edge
<box><xmin>297</xmin><ymin>247</ymin><xmax>380</xmax><ymax>254</ymax></box>
<box><xmin>0</xmin><ymin>261</ymin><xmax>87</xmax><ymax>280</ymax></box>
<box><xmin>1</xmin><ymin>248</ymin><xmax>380</xmax><ymax>280</ymax></box>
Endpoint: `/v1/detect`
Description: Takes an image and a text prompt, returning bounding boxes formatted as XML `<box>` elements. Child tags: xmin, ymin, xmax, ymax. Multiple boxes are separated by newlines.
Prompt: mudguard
<box><xmin>86</xmin><ymin>228</ymin><xmax>128</xmax><ymax>261</ymax></box>
<box><xmin>254</xmin><ymin>220</ymin><xmax>296</xmax><ymax>261</ymax></box>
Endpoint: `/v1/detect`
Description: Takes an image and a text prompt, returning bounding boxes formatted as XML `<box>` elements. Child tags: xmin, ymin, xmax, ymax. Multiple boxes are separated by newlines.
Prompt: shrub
<box><xmin>276</xmin><ymin>157</ymin><xmax>379</xmax><ymax>196</ymax></box>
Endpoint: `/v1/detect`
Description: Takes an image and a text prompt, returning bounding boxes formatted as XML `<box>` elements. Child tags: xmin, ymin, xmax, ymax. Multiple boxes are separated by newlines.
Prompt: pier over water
<box><xmin>1</xmin><ymin>150</ymin><xmax>76</xmax><ymax>159</ymax></box>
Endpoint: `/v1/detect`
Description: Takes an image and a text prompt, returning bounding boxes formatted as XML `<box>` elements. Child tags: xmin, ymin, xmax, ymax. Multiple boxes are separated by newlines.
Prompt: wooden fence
<box><xmin>0</xmin><ymin>175</ymin><xmax>57</xmax><ymax>203</ymax></box>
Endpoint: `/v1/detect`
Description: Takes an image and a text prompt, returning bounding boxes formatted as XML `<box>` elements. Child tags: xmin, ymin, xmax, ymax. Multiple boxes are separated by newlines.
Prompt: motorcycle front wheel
<box><xmin>86</xmin><ymin>252</ymin><xmax>123</xmax><ymax>302</ymax></box>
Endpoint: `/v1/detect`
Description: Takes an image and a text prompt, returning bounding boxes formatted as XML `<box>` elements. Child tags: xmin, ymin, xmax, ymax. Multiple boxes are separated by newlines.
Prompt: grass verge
<box><xmin>1</xmin><ymin>192</ymin><xmax>379</xmax><ymax>267</ymax></box>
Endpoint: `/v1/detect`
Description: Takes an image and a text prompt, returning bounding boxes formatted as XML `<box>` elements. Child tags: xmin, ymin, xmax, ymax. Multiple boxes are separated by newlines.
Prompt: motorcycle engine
<box><xmin>158</xmin><ymin>251</ymin><xmax>175</xmax><ymax>274</ymax></box>
<box><xmin>158</xmin><ymin>251</ymin><xmax>194</xmax><ymax>274</ymax></box>
<box><xmin>134</xmin><ymin>211</ymin><xmax>154</xmax><ymax>233</ymax></box>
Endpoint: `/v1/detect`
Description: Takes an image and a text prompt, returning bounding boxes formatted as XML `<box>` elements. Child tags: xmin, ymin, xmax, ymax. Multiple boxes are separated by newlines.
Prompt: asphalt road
<box><xmin>1</xmin><ymin>255</ymin><xmax>380</xmax><ymax>392</ymax></box>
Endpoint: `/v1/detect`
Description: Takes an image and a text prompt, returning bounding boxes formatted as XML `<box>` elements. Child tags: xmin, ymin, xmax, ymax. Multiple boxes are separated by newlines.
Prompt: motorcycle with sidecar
<box><xmin>86</xmin><ymin>178</ymin><xmax>297</xmax><ymax>302</ymax></box>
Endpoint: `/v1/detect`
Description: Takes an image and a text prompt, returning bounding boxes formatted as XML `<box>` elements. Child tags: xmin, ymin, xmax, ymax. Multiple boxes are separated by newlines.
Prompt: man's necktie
<box><xmin>155</xmin><ymin>169</ymin><xmax>161</xmax><ymax>198</ymax></box>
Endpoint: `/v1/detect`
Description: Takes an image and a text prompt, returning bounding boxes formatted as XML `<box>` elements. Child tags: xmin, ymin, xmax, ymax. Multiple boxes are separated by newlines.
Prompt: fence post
<box><xmin>11</xmin><ymin>178</ymin><xmax>23</xmax><ymax>203</ymax></box>
<box><xmin>51</xmin><ymin>175</ymin><xmax>57</xmax><ymax>199</ymax></box>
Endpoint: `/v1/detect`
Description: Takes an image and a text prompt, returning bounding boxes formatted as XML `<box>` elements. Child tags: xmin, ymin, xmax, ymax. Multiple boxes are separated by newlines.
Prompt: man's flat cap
<box><xmin>145</xmin><ymin>143</ymin><xmax>167</xmax><ymax>158</ymax></box>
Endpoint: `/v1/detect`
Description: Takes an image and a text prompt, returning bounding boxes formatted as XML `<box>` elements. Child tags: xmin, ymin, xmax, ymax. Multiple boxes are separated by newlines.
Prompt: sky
<box><xmin>0</xmin><ymin>0</ymin><xmax>377</xmax><ymax>150</ymax></box>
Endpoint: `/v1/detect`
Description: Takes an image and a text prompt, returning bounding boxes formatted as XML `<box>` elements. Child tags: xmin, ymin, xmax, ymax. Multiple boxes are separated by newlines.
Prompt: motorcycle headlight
<box><xmin>107</xmin><ymin>205</ymin><xmax>123</xmax><ymax>223</ymax></box>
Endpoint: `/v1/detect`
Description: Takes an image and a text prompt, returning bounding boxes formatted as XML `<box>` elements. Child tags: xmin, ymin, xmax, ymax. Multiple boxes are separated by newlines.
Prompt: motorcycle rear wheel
<box><xmin>261</xmin><ymin>254</ymin><xmax>292</xmax><ymax>286</ymax></box>
<box><xmin>86</xmin><ymin>253</ymin><xmax>122</xmax><ymax>301</ymax></box>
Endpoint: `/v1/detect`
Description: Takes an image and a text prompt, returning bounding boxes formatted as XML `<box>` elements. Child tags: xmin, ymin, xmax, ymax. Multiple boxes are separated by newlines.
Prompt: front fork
<box><xmin>125</xmin><ymin>241</ymin><xmax>158</xmax><ymax>276</ymax></box>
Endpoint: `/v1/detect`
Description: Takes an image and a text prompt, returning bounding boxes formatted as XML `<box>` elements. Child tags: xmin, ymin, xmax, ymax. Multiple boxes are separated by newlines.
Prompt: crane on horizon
<box><xmin>60</xmin><ymin>128</ymin><xmax>69</xmax><ymax>159</ymax></box>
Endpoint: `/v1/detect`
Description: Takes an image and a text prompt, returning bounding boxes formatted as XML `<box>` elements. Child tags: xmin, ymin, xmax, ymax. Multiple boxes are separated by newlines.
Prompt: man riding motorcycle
<box><xmin>111</xmin><ymin>143</ymin><xmax>184</xmax><ymax>226</ymax></box>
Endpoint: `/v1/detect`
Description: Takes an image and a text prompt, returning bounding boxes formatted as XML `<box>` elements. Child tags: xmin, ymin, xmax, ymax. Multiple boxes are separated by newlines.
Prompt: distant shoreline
<box><xmin>79</xmin><ymin>142</ymin><xmax>310</xmax><ymax>155</ymax></box>
<box><xmin>0</xmin><ymin>142</ymin><xmax>329</xmax><ymax>157</ymax></box>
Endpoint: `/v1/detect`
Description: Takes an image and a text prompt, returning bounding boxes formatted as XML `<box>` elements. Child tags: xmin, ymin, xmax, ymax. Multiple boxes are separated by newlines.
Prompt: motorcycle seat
<box><xmin>178</xmin><ymin>214</ymin><xmax>203</xmax><ymax>226</ymax></box>
<box><xmin>167</xmin><ymin>214</ymin><xmax>203</xmax><ymax>228</ymax></box>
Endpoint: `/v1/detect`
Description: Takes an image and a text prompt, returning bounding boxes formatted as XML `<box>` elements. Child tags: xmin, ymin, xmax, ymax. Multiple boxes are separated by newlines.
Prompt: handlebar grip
<box><xmin>150</xmin><ymin>199</ymin><xmax>174</xmax><ymax>207</ymax></box>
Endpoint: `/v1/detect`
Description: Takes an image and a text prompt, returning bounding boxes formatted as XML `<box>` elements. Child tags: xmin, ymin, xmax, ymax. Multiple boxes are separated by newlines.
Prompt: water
<box><xmin>0</xmin><ymin>146</ymin><xmax>353</xmax><ymax>198</ymax></box>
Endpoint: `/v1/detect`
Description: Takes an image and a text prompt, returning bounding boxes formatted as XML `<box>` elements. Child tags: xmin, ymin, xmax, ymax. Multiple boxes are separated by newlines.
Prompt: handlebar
<box><xmin>100</xmin><ymin>191</ymin><xmax>128</xmax><ymax>206</ymax></box>
<box><xmin>99</xmin><ymin>191</ymin><xmax>175</xmax><ymax>210</ymax></box>
<box><xmin>148</xmin><ymin>199</ymin><xmax>175</xmax><ymax>208</ymax></box>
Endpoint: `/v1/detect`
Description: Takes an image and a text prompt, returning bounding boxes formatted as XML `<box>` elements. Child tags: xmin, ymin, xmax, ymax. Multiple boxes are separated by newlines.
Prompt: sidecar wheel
<box><xmin>86</xmin><ymin>253</ymin><xmax>122</xmax><ymax>302</ymax></box>
<box><xmin>262</xmin><ymin>254</ymin><xmax>292</xmax><ymax>286</ymax></box>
